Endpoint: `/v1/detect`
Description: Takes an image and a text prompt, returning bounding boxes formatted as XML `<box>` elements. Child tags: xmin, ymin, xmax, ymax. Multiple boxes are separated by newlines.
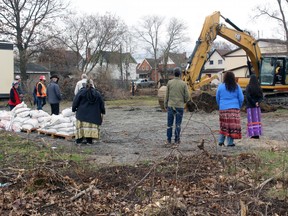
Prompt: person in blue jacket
<box><xmin>216</xmin><ymin>71</ymin><xmax>244</xmax><ymax>147</ymax></box>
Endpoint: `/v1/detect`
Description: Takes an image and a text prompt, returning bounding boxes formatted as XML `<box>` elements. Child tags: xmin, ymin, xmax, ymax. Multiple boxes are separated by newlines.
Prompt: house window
<box><xmin>218</xmin><ymin>60</ymin><xmax>223</xmax><ymax>64</ymax></box>
<box><xmin>142</xmin><ymin>67</ymin><xmax>145</xmax><ymax>70</ymax></box>
<box><xmin>209</xmin><ymin>60</ymin><xmax>214</xmax><ymax>65</ymax></box>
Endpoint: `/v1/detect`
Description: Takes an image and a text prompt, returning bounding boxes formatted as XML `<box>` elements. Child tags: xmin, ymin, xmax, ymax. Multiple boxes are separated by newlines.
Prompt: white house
<box><xmin>223</xmin><ymin>39</ymin><xmax>288</xmax><ymax>79</ymax></box>
<box><xmin>202</xmin><ymin>49</ymin><xmax>230</xmax><ymax>84</ymax></box>
<box><xmin>92</xmin><ymin>51</ymin><xmax>137</xmax><ymax>80</ymax></box>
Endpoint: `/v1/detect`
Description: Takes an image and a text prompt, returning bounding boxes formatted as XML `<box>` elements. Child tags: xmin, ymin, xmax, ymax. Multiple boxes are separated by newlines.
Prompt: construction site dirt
<box><xmin>17</xmin><ymin>105</ymin><xmax>288</xmax><ymax>166</ymax></box>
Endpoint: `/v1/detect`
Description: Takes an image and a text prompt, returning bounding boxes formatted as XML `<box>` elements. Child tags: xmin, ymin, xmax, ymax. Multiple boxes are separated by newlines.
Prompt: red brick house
<box><xmin>137</xmin><ymin>53</ymin><xmax>187</xmax><ymax>83</ymax></box>
<box><xmin>136</xmin><ymin>58</ymin><xmax>159</xmax><ymax>81</ymax></box>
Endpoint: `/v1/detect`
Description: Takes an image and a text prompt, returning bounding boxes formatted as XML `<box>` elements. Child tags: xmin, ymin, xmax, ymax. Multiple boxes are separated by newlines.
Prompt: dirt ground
<box><xmin>4</xmin><ymin>104</ymin><xmax>288</xmax><ymax>215</ymax></box>
<box><xmin>18</xmin><ymin>104</ymin><xmax>288</xmax><ymax>165</ymax></box>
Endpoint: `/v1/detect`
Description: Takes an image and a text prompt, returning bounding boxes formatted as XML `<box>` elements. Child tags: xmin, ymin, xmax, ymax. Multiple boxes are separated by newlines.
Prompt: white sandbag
<box><xmin>50</xmin><ymin>122</ymin><xmax>74</xmax><ymax>129</ymax></box>
<box><xmin>0</xmin><ymin>120</ymin><xmax>10</xmax><ymax>129</ymax></box>
<box><xmin>15</xmin><ymin>107</ymin><xmax>31</xmax><ymax>115</ymax></box>
<box><xmin>10</xmin><ymin>102</ymin><xmax>27</xmax><ymax>115</ymax></box>
<box><xmin>57</xmin><ymin>126</ymin><xmax>76</xmax><ymax>133</ymax></box>
<box><xmin>49</xmin><ymin>115</ymin><xmax>70</xmax><ymax>126</ymax></box>
<box><xmin>16</xmin><ymin>110</ymin><xmax>31</xmax><ymax>118</ymax></box>
<box><xmin>21</xmin><ymin>124</ymin><xmax>34</xmax><ymax>130</ymax></box>
<box><xmin>12</xmin><ymin>116</ymin><xmax>30</xmax><ymax>124</ymax></box>
<box><xmin>46</xmin><ymin>128</ymin><xmax>57</xmax><ymax>133</ymax></box>
<box><xmin>69</xmin><ymin>116</ymin><xmax>76</xmax><ymax>122</ymax></box>
<box><xmin>30</xmin><ymin>110</ymin><xmax>49</xmax><ymax>118</ymax></box>
<box><xmin>11</xmin><ymin>122</ymin><xmax>21</xmax><ymax>132</ymax></box>
<box><xmin>0</xmin><ymin>111</ymin><xmax>12</xmax><ymax>121</ymax></box>
<box><xmin>38</xmin><ymin>116</ymin><xmax>52</xmax><ymax>123</ymax></box>
<box><xmin>61</xmin><ymin>108</ymin><xmax>74</xmax><ymax>117</ymax></box>
<box><xmin>22</xmin><ymin>118</ymin><xmax>39</xmax><ymax>128</ymax></box>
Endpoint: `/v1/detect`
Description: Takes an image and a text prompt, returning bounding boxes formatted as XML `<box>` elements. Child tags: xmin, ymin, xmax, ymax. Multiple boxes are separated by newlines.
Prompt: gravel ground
<box><xmin>17</xmin><ymin>105</ymin><xmax>288</xmax><ymax>165</ymax></box>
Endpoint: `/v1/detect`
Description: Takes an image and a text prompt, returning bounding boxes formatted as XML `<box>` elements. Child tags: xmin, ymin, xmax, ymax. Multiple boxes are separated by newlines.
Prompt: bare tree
<box><xmin>0</xmin><ymin>0</ymin><xmax>67</xmax><ymax>80</ymax></box>
<box><xmin>211</xmin><ymin>40</ymin><xmax>235</xmax><ymax>51</ymax></box>
<box><xmin>60</xmin><ymin>13</ymin><xmax>127</xmax><ymax>75</ymax></box>
<box><xmin>254</xmin><ymin>0</ymin><xmax>288</xmax><ymax>51</ymax></box>
<box><xmin>134</xmin><ymin>15</ymin><xmax>164</xmax><ymax>81</ymax></box>
<box><xmin>161</xmin><ymin>17</ymin><xmax>189</xmax><ymax>81</ymax></box>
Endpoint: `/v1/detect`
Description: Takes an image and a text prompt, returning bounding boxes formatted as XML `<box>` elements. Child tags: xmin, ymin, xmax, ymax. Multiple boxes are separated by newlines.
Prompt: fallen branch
<box><xmin>70</xmin><ymin>185</ymin><xmax>95</xmax><ymax>201</ymax></box>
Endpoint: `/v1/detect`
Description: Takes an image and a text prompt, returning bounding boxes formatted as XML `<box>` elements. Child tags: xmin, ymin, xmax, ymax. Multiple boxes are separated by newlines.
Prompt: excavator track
<box><xmin>264</xmin><ymin>92</ymin><xmax>288</xmax><ymax>107</ymax></box>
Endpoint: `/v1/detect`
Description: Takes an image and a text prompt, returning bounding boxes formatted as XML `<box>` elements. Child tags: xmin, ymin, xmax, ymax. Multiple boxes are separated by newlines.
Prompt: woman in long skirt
<box><xmin>245</xmin><ymin>74</ymin><xmax>263</xmax><ymax>139</ymax></box>
<box><xmin>216</xmin><ymin>71</ymin><xmax>244</xmax><ymax>147</ymax></box>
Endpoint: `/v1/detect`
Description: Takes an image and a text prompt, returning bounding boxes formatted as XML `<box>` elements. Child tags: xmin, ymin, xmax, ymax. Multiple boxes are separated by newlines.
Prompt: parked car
<box><xmin>134</xmin><ymin>79</ymin><xmax>156</xmax><ymax>88</ymax></box>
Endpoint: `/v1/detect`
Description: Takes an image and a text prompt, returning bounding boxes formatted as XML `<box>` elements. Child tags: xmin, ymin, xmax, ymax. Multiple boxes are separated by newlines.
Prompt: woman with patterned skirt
<box><xmin>216</xmin><ymin>71</ymin><xmax>244</xmax><ymax>147</ymax></box>
<box><xmin>245</xmin><ymin>74</ymin><xmax>263</xmax><ymax>139</ymax></box>
<box><xmin>72</xmin><ymin>79</ymin><xmax>105</xmax><ymax>144</ymax></box>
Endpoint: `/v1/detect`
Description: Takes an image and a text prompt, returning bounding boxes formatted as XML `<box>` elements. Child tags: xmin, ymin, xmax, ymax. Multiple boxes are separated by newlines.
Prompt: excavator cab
<box><xmin>260</xmin><ymin>57</ymin><xmax>287</xmax><ymax>86</ymax></box>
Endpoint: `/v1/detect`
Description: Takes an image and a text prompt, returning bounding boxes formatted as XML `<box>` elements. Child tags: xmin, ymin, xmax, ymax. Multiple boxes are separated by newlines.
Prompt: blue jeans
<box><xmin>37</xmin><ymin>97</ymin><xmax>46</xmax><ymax>110</ymax></box>
<box><xmin>167</xmin><ymin>107</ymin><xmax>184</xmax><ymax>143</ymax></box>
<box><xmin>218</xmin><ymin>134</ymin><xmax>234</xmax><ymax>146</ymax></box>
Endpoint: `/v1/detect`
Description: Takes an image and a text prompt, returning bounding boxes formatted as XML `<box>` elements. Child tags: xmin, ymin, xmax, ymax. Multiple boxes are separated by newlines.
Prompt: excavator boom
<box><xmin>158</xmin><ymin>11</ymin><xmax>288</xmax><ymax>110</ymax></box>
<box><xmin>184</xmin><ymin>11</ymin><xmax>262</xmax><ymax>92</ymax></box>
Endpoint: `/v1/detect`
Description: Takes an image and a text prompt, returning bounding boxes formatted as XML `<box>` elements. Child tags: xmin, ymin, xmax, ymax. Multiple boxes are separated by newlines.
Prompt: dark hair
<box><xmin>247</xmin><ymin>74</ymin><xmax>263</xmax><ymax>97</ymax></box>
<box><xmin>223</xmin><ymin>71</ymin><xmax>237</xmax><ymax>92</ymax></box>
<box><xmin>174</xmin><ymin>67</ymin><xmax>181</xmax><ymax>77</ymax></box>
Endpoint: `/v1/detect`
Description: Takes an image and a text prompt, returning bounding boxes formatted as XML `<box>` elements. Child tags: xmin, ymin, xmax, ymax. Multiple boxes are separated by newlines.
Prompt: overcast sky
<box><xmin>70</xmin><ymin>0</ymin><xmax>282</xmax><ymax>61</ymax></box>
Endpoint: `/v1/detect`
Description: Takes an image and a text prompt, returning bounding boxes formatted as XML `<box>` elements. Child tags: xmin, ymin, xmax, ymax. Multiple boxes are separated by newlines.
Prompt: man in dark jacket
<box><xmin>47</xmin><ymin>74</ymin><xmax>62</xmax><ymax>115</ymax></box>
<box><xmin>72</xmin><ymin>79</ymin><xmax>105</xmax><ymax>144</ymax></box>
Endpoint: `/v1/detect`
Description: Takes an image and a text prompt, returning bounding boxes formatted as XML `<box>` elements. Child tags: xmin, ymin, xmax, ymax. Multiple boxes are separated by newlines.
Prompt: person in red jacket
<box><xmin>8</xmin><ymin>81</ymin><xmax>21</xmax><ymax>110</ymax></box>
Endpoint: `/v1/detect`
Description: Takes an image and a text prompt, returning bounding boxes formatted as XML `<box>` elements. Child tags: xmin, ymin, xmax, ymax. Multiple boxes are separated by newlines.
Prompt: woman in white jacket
<box><xmin>74</xmin><ymin>73</ymin><xmax>88</xmax><ymax>95</ymax></box>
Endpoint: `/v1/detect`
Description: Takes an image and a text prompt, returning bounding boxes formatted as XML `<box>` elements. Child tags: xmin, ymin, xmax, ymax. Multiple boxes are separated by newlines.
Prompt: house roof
<box><xmin>14</xmin><ymin>62</ymin><xmax>50</xmax><ymax>72</ymax></box>
<box><xmin>164</xmin><ymin>52</ymin><xmax>187</xmax><ymax>68</ymax></box>
<box><xmin>145</xmin><ymin>58</ymin><xmax>158</xmax><ymax>68</ymax></box>
<box><xmin>217</xmin><ymin>49</ymin><xmax>230</xmax><ymax>56</ymax></box>
<box><xmin>101</xmin><ymin>51</ymin><xmax>137</xmax><ymax>64</ymax></box>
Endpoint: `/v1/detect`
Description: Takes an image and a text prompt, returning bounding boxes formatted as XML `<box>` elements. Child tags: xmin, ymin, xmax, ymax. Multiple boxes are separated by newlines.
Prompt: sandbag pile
<box><xmin>0</xmin><ymin>102</ymin><xmax>76</xmax><ymax>137</ymax></box>
<box><xmin>38</xmin><ymin>108</ymin><xmax>76</xmax><ymax>137</ymax></box>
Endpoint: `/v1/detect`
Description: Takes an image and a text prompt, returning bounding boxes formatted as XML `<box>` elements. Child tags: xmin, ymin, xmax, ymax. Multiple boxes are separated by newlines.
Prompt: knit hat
<box><xmin>12</xmin><ymin>80</ymin><xmax>19</xmax><ymax>86</ymax></box>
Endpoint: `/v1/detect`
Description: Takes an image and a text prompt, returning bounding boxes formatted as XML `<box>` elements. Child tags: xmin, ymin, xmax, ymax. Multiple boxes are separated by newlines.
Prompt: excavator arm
<box><xmin>184</xmin><ymin>11</ymin><xmax>262</xmax><ymax>92</ymax></box>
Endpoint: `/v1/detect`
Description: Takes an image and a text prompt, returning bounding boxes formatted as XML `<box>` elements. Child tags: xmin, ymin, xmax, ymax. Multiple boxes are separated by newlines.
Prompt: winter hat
<box><xmin>12</xmin><ymin>80</ymin><xmax>19</xmax><ymax>86</ymax></box>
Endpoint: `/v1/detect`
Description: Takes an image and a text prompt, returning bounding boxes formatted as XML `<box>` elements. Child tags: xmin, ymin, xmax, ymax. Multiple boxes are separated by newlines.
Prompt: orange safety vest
<box><xmin>36</xmin><ymin>82</ymin><xmax>47</xmax><ymax>97</ymax></box>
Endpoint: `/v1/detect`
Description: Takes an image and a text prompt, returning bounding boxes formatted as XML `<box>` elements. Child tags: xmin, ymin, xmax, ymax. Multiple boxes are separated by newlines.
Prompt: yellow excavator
<box><xmin>158</xmin><ymin>11</ymin><xmax>288</xmax><ymax>110</ymax></box>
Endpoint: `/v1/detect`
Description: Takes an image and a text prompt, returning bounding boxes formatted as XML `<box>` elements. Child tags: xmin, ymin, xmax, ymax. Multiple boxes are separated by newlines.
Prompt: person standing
<box><xmin>74</xmin><ymin>73</ymin><xmax>88</xmax><ymax>95</ymax></box>
<box><xmin>15</xmin><ymin>75</ymin><xmax>24</xmax><ymax>101</ymax></box>
<box><xmin>164</xmin><ymin>67</ymin><xmax>189</xmax><ymax>146</ymax></box>
<box><xmin>8</xmin><ymin>81</ymin><xmax>21</xmax><ymax>110</ymax></box>
<box><xmin>47</xmin><ymin>74</ymin><xmax>62</xmax><ymax>115</ymax></box>
<box><xmin>36</xmin><ymin>75</ymin><xmax>47</xmax><ymax>110</ymax></box>
<box><xmin>72</xmin><ymin>79</ymin><xmax>105</xmax><ymax>144</ymax></box>
<box><xmin>216</xmin><ymin>71</ymin><xmax>244</xmax><ymax>147</ymax></box>
<box><xmin>246</xmin><ymin>74</ymin><xmax>263</xmax><ymax>139</ymax></box>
